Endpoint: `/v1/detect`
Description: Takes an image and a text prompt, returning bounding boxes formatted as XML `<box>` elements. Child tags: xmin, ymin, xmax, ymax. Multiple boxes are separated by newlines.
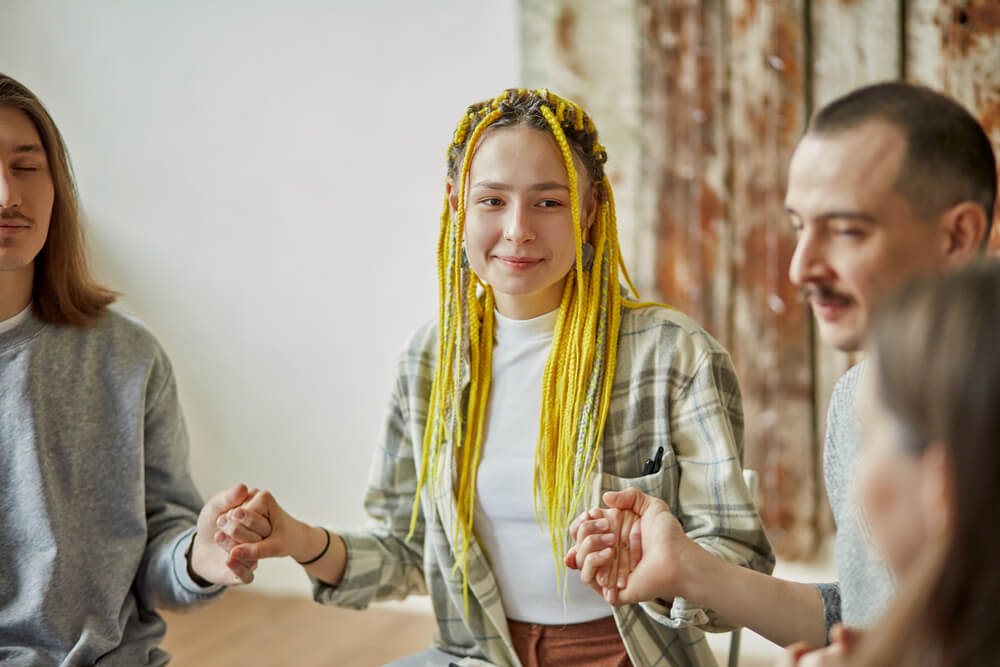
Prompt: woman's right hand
<box><xmin>216</xmin><ymin>490</ymin><xmax>348</xmax><ymax>585</ymax></box>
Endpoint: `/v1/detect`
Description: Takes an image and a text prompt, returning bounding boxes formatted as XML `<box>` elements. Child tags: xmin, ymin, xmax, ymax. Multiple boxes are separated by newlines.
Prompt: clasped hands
<box><xmin>565</xmin><ymin>486</ymin><xmax>698</xmax><ymax>606</ymax></box>
<box><xmin>189</xmin><ymin>483</ymin><xmax>312</xmax><ymax>586</ymax></box>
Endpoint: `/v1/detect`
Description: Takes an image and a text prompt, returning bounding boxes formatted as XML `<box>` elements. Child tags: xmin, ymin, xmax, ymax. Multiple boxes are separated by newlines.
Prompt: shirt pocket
<box><xmin>599</xmin><ymin>468</ymin><xmax>665</xmax><ymax>501</ymax></box>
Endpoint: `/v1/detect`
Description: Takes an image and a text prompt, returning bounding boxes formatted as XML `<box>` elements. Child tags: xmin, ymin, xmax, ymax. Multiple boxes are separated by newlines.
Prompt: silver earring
<box><xmin>460</xmin><ymin>245</ymin><xmax>469</xmax><ymax>268</ymax></box>
<box><xmin>574</xmin><ymin>242</ymin><xmax>595</xmax><ymax>271</ymax></box>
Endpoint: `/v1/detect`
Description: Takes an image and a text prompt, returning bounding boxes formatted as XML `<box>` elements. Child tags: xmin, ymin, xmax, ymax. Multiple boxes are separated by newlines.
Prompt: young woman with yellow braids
<box><xmin>214</xmin><ymin>88</ymin><xmax>774</xmax><ymax>667</ymax></box>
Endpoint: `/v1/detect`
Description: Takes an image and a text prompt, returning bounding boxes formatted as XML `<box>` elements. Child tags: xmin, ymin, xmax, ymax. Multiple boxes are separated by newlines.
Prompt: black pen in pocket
<box><xmin>642</xmin><ymin>446</ymin><xmax>664</xmax><ymax>474</ymax></box>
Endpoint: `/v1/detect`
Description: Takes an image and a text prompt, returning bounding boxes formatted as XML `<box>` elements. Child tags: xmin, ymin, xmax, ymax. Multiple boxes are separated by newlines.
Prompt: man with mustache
<box><xmin>0</xmin><ymin>73</ymin><xmax>260</xmax><ymax>666</ymax></box>
<box><xmin>568</xmin><ymin>81</ymin><xmax>996</xmax><ymax>653</ymax></box>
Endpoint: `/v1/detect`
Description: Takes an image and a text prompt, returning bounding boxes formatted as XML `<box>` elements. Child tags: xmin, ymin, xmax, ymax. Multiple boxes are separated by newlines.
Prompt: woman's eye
<box><xmin>538</xmin><ymin>199</ymin><xmax>562</xmax><ymax>208</ymax></box>
<box><xmin>13</xmin><ymin>166</ymin><xmax>39</xmax><ymax>172</ymax></box>
<box><xmin>480</xmin><ymin>197</ymin><xmax>503</xmax><ymax>207</ymax></box>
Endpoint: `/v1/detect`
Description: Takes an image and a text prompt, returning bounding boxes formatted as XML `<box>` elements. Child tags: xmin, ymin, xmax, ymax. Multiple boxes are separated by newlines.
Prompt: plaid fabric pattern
<box><xmin>313</xmin><ymin>304</ymin><xmax>775</xmax><ymax>667</ymax></box>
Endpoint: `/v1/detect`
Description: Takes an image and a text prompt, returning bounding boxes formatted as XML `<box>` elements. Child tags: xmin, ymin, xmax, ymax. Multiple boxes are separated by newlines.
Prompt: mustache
<box><xmin>0</xmin><ymin>210</ymin><xmax>33</xmax><ymax>224</ymax></box>
<box><xmin>798</xmin><ymin>283</ymin><xmax>851</xmax><ymax>305</ymax></box>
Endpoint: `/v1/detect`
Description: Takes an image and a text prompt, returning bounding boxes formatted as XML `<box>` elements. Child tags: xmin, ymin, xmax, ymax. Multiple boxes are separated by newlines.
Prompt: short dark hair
<box><xmin>811</xmin><ymin>82</ymin><xmax>996</xmax><ymax>241</ymax></box>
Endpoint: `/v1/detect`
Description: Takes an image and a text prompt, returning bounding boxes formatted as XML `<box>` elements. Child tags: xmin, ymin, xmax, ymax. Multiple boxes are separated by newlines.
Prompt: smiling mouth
<box><xmin>496</xmin><ymin>256</ymin><xmax>542</xmax><ymax>266</ymax></box>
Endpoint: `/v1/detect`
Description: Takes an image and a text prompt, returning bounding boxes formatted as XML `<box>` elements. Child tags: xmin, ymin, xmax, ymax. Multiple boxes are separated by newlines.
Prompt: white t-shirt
<box><xmin>0</xmin><ymin>304</ymin><xmax>31</xmax><ymax>334</ymax></box>
<box><xmin>475</xmin><ymin>308</ymin><xmax>611</xmax><ymax>624</ymax></box>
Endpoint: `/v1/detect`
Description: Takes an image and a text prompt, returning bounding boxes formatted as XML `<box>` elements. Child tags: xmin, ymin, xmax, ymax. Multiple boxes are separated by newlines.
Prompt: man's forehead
<box><xmin>0</xmin><ymin>107</ymin><xmax>44</xmax><ymax>151</ymax></box>
<box><xmin>786</xmin><ymin>120</ymin><xmax>906</xmax><ymax>210</ymax></box>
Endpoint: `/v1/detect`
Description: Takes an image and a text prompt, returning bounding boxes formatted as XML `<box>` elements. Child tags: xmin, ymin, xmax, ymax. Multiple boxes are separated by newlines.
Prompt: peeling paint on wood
<box><xmin>728</xmin><ymin>0</ymin><xmax>815</xmax><ymax>558</ymax></box>
<box><xmin>641</xmin><ymin>0</ymin><xmax>731</xmax><ymax>345</ymax></box>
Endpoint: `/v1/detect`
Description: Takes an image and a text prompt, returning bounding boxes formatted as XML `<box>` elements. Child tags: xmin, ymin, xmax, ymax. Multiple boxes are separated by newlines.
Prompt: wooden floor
<box><xmin>162</xmin><ymin>590</ymin><xmax>437</xmax><ymax>667</ymax></box>
<box><xmin>162</xmin><ymin>590</ymin><xmax>778</xmax><ymax>666</ymax></box>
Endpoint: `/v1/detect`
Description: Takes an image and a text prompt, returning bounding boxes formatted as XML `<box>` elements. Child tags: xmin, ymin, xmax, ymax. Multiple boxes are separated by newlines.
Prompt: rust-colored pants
<box><xmin>507</xmin><ymin>616</ymin><xmax>632</xmax><ymax>667</ymax></box>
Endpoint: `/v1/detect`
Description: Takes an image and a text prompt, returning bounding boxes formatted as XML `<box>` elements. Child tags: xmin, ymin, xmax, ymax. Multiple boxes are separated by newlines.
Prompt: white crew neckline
<box><xmin>493</xmin><ymin>307</ymin><xmax>559</xmax><ymax>341</ymax></box>
<box><xmin>0</xmin><ymin>304</ymin><xmax>32</xmax><ymax>335</ymax></box>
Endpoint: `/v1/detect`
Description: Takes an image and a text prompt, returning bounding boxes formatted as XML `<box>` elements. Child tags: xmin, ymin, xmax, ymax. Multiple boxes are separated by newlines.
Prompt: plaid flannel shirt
<box><xmin>313</xmin><ymin>303</ymin><xmax>775</xmax><ymax>667</ymax></box>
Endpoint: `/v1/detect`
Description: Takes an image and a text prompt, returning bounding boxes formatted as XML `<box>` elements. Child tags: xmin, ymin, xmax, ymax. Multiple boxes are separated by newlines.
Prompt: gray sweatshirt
<box><xmin>815</xmin><ymin>361</ymin><xmax>895</xmax><ymax>634</ymax></box>
<box><xmin>0</xmin><ymin>307</ymin><xmax>223</xmax><ymax>666</ymax></box>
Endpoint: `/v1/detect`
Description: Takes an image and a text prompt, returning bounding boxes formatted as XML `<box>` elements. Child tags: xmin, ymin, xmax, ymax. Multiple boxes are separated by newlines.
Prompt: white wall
<box><xmin>1</xmin><ymin>0</ymin><xmax>519</xmax><ymax>595</ymax></box>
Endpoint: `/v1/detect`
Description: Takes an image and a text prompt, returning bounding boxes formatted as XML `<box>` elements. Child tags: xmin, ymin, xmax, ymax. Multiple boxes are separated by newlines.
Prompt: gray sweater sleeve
<box><xmin>815</xmin><ymin>582</ymin><xmax>842</xmax><ymax>636</ymax></box>
<box><xmin>134</xmin><ymin>346</ymin><xmax>224</xmax><ymax>609</ymax></box>
<box><xmin>814</xmin><ymin>362</ymin><xmax>894</xmax><ymax>637</ymax></box>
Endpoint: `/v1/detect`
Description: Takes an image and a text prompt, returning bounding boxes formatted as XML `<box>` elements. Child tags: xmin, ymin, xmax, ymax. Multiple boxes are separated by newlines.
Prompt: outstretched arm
<box><xmin>571</xmin><ymin>488</ymin><xmax>828</xmax><ymax>648</ymax></box>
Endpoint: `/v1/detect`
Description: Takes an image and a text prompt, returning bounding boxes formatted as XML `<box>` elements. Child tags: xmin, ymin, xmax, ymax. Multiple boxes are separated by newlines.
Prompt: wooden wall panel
<box><xmin>728</xmin><ymin>0</ymin><xmax>814</xmax><ymax>557</ymax></box>
<box><xmin>907</xmin><ymin>0</ymin><xmax>1000</xmax><ymax>255</ymax></box>
<box><xmin>639</xmin><ymin>0</ymin><xmax>733</xmax><ymax>347</ymax></box>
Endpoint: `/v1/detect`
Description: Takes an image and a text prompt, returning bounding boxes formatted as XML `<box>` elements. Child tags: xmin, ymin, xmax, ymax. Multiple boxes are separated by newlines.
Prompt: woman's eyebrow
<box><xmin>470</xmin><ymin>180</ymin><xmax>569</xmax><ymax>192</ymax></box>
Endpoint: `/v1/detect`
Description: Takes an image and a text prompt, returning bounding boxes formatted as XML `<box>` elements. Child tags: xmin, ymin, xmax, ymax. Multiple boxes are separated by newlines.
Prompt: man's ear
<box><xmin>940</xmin><ymin>201</ymin><xmax>989</xmax><ymax>267</ymax></box>
<box><xmin>446</xmin><ymin>180</ymin><xmax>459</xmax><ymax>216</ymax></box>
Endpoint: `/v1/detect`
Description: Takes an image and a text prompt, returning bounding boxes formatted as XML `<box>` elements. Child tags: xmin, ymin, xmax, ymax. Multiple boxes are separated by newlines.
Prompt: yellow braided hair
<box><xmin>409</xmin><ymin>88</ymin><xmax>645</xmax><ymax>611</ymax></box>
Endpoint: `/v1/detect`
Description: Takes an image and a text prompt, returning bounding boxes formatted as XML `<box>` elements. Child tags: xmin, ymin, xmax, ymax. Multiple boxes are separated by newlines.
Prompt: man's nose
<box><xmin>788</xmin><ymin>227</ymin><xmax>832</xmax><ymax>286</ymax></box>
<box><xmin>0</xmin><ymin>166</ymin><xmax>20</xmax><ymax>210</ymax></box>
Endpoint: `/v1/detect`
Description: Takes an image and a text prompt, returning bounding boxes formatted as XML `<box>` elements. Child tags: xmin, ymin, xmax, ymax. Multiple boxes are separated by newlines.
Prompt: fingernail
<box><xmin>214</xmin><ymin>532</ymin><xmax>225</xmax><ymax>544</ymax></box>
<box><xmin>234</xmin><ymin>509</ymin><xmax>245</xmax><ymax>520</ymax></box>
<box><xmin>595</xmin><ymin>518</ymin><xmax>608</xmax><ymax>530</ymax></box>
<box><xmin>618</xmin><ymin>574</ymin><xmax>626</xmax><ymax>588</ymax></box>
<box><xmin>216</xmin><ymin>516</ymin><xmax>227</xmax><ymax>528</ymax></box>
<box><xmin>600</xmin><ymin>533</ymin><xmax>615</xmax><ymax>544</ymax></box>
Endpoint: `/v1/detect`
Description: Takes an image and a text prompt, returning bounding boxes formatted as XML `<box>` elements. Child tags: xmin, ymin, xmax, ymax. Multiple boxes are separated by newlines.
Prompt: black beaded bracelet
<box><xmin>296</xmin><ymin>527</ymin><xmax>331</xmax><ymax>565</ymax></box>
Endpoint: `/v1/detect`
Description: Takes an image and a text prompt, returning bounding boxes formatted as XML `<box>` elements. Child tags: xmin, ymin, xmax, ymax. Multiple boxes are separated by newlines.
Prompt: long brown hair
<box><xmin>0</xmin><ymin>73</ymin><xmax>115</xmax><ymax>325</ymax></box>
<box><xmin>855</xmin><ymin>263</ymin><xmax>1000</xmax><ymax>666</ymax></box>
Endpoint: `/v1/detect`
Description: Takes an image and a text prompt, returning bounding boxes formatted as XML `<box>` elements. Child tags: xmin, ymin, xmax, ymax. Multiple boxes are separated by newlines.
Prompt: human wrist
<box><xmin>296</xmin><ymin>527</ymin><xmax>331</xmax><ymax>565</ymax></box>
<box><xmin>291</xmin><ymin>523</ymin><xmax>328</xmax><ymax>564</ymax></box>
<box><xmin>185</xmin><ymin>531</ymin><xmax>215</xmax><ymax>587</ymax></box>
<box><xmin>674</xmin><ymin>543</ymin><xmax>713</xmax><ymax>603</ymax></box>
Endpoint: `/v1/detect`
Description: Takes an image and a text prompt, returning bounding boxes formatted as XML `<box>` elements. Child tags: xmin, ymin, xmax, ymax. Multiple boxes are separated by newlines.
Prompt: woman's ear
<box><xmin>918</xmin><ymin>441</ymin><xmax>955</xmax><ymax>540</ymax></box>
<box><xmin>446</xmin><ymin>179</ymin><xmax>459</xmax><ymax>216</ymax></box>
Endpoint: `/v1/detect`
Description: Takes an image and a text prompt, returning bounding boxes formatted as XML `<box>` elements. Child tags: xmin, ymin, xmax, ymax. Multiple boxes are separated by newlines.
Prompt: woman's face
<box><xmin>855</xmin><ymin>371</ymin><xmax>940</xmax><ymax>577</ymax></box>
<box><xmin>456</xmin><ymin>125</ymin><xmax>595</xmax><ymax>320</ymax></box>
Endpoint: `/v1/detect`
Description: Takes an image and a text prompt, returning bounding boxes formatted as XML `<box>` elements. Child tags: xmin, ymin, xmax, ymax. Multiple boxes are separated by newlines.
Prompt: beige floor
<box><xmin>163</xmin><ymin>548</ymin><xmax>834</xmax><ymax>666</ymax></box>
<box><xmin>162</xmin><ymin>593</ymin><xmax>775</xmax><ymax>667</ymax></box>
<box><xmin>161</xmin><ymin>590</ymin><xmax>437</xmax><ymax>667</ymax></box>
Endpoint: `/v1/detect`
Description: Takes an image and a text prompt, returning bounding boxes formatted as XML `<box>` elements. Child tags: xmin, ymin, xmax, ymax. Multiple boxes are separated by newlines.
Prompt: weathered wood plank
<box><xmin>907</xmin><ymin>0</ymin><xmax>1000</xmax><ymax>255</ymax></box>
<box><xmin>728</xmin><ymin>0</ymin><xmax>814</xmax><ymax>557</ymax></box>
<box><xmin>641</xmin><ymin>0</ymin><xmax>733</xmax><ymax>346</ymax></box>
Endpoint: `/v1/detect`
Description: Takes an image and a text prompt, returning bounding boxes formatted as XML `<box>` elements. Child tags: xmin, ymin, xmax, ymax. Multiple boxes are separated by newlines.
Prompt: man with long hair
<box><xmin>0</xmin><ymin>73</ymin><xmax>256</xmax><ymax>666</ymax></box>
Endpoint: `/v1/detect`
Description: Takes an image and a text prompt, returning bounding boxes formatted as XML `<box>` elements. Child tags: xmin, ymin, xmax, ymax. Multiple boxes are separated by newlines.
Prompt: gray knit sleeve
<box><xmin>814</xmin><ymin>582</ymin><xmax>841</xmax><ymax>641</ymax></box>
